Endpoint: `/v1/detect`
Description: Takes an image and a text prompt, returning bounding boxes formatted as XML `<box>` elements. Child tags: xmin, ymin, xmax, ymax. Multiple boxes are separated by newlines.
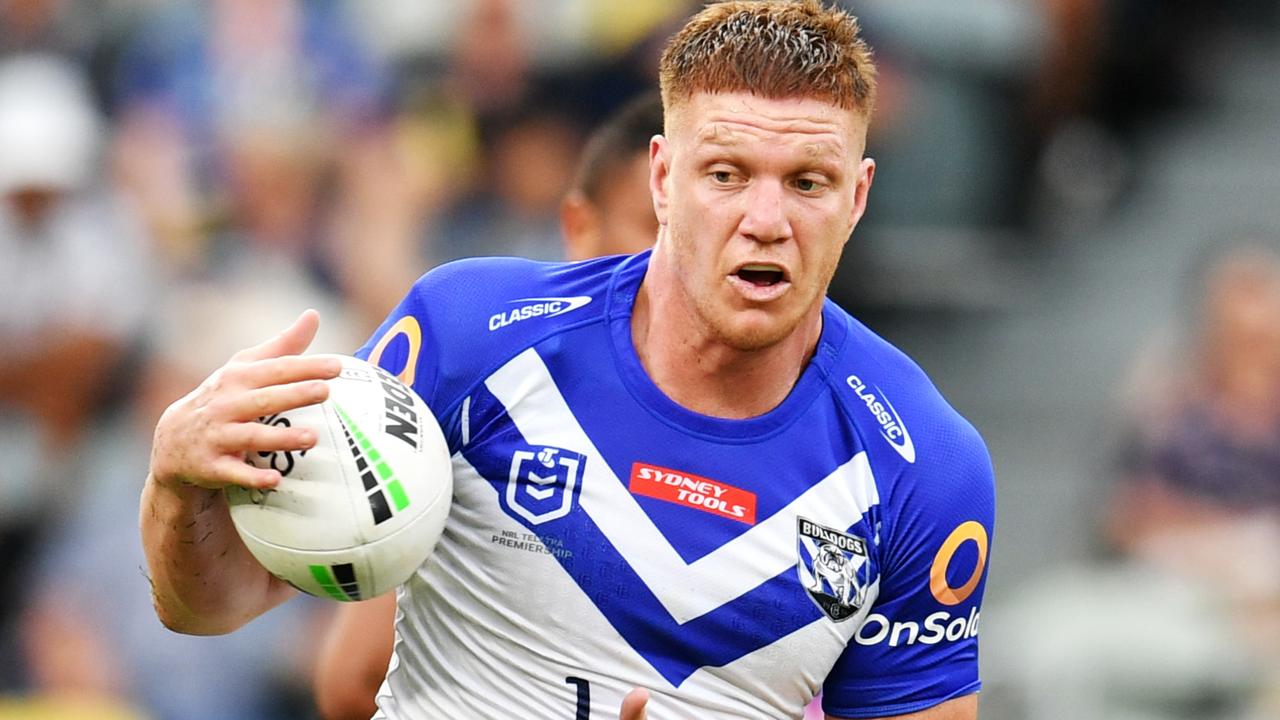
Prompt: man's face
<box><xmin>561</xmin><ymin>152</ymin><xmax>658</xmax><ymax>261</ymax></box>
<box><xmin>651</xmin><ymin>92</ymin><xmax>874</xmax><ymax>351</ymax></box>
<box><xmin>595</xmin><ymin>153</ymin><xmax>659</xmax><ymax>256</ymax></box>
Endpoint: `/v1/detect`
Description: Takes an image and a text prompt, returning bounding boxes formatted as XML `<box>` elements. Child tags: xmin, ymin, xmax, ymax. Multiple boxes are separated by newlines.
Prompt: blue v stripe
<box><xmin>461</xmin><ymin>402</ymin><xmax>837</xmax><ymax>686</ymax></box>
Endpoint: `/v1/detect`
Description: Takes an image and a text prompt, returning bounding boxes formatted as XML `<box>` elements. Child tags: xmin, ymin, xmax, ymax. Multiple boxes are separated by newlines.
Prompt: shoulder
<box><xmin>829</xmin><ymin>309</ymin><xmax>988</xmax><ymax>468</ymax></box>
<box><xmin>359</xmin><ymin>254</ymin><xmax>625</xmax><ymax>414</ymax></box>
<box><xmin>825</xmin><ymin>308</ymin><xmax>994</xmax><ymax>537</ymax></box>
<box><xmin>402</xmin><ymin>253</ymin><xmax>619</xmax><ymax>333</ymax></box>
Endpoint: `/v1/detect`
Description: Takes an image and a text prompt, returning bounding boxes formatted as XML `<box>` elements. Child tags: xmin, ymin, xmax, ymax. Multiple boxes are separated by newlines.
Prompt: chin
<box><xmin>710</xmin><ymin>315</ymin><xmax>794</xmax><ymax>352</ymax></box>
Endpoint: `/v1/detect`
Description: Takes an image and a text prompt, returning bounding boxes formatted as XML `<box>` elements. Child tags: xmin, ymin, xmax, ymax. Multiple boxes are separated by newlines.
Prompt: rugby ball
<box><xmin>226</xmin><ymin>355</ymin><xmax>452</xmax><ymax>601</ymax></box>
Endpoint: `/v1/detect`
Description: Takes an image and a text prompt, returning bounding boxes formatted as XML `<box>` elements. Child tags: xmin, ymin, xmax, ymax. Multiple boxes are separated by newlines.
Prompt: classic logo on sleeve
<box><xmin>796</xmin><ymin>517</ymin><xmax>874</xmax><ymax>622</ymax></box>
<box><xmin>629</xmin><ymin>463</ymin><xmax>757</xmax><ymax>524</ymax></box>
<box><xmin>845</xmin><ymin>375</ymin><xmax>915</xmax><ymax>463</ymax></box>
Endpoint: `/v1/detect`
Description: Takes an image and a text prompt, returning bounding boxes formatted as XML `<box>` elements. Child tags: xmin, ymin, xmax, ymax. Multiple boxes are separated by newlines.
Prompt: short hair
<box><xmin>659</xmin><ymin>0</ymin><xmax>877</xmax><ymax>118</ymax></box>
<box><xmin>569</xmin><ymin>92</ymin><xmax>664</xmax><ymax>204</ymax></box>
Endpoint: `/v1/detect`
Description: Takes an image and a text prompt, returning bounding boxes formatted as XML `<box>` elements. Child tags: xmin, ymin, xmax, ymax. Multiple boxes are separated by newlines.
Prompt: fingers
<box><xmin>619</xmin><ymin>688</ymin><xmax>649</xmax><ymax>720</ymax></box>
<box><xmin>215</xmin><ymin>380</ymin><xmax>330</xmax><ymax>422</ymax></box>
<box><xmin>154</xmin><ymin>416</ymin><xmax>316</xmax><ymax>492</ymax></box>
<box><xmin>216</xmin><ymin>417</ymin><xmax>318</xmax><ymax>455</ymax></box>
<box><xmin>233</xmin><ymin>309</ymin><xmax>322</xmax><ymax>363</ymax></box>
<box><xmin>233</xmin><ymin>355</ymin><xmax>343</xmax><ymax>390</ymax></box>
<box><xmin>211</xmin><ymin>455</ymin><xmax>283</xmax><ymax>490</ymax></box>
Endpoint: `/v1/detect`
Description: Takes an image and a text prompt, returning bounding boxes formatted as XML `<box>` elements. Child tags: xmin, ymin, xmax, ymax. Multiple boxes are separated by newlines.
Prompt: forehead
<box><xmin>667</xmin><ymin>91</ymin><xmax>865</xmax><ymax>156</ymax></box>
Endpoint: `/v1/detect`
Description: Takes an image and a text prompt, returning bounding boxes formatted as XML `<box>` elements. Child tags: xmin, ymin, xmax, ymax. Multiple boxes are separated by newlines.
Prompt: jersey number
<box><xmin>565</xmin><ymin>676</ymin><xmax>590</xmax><ymax>719</ymax></box>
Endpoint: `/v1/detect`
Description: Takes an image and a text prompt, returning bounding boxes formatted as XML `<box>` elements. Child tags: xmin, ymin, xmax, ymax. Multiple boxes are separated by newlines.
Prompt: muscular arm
<box><xmin>140</xmin><ymin>311</ymin><xmax>341</xmax><ymax>635</ymax></box>
<box><xmin>831</xmin><ymin>694</ymin><xmax>978</xmax><ymax>720</ymax></box>
<box><xmin>314</xmin><ymin>592</ymin><xmax>397</xmax><ymax>719</ymax></box>
<box><xmin>140</xmin><ymin>475</ymin><xmax>295</xmax><ymax>634</ymax></box>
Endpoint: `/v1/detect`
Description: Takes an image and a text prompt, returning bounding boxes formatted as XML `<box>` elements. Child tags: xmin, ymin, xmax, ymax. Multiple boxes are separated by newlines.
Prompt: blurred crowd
<box><xmin>0</xmin><ymin>0</ymin><xmax>1277</xmax><ymax>719</ymax></box>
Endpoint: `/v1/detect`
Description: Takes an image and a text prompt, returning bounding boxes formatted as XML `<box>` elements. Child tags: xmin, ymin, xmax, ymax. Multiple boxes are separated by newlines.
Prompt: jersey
<box><xmin>357</xmin><ymin>251</ymin><xmax>996</xmax><ymax>720</ymax></box>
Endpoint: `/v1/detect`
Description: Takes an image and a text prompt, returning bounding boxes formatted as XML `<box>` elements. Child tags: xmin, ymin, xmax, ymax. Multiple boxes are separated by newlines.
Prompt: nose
<box><xmin>738</xmin><ymin>178</ymin><xmax>792</xmax><ymax>244</ymax></box>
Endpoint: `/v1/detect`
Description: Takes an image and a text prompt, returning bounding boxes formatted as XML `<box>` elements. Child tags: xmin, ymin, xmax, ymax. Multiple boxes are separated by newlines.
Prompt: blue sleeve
<box><xmin>822</xmin><ymin>415</ymin><xmax>996</xmax><ymax>718</ymax></box>
<box><xmin>353</xmin><ymin>260</ymin><xmax>475</xmax><ymax>419</ymax></box>
<box><xmin>353</xmin><ymin>255</ymin><xmax>617</xmax><ymax>450</ymax></box>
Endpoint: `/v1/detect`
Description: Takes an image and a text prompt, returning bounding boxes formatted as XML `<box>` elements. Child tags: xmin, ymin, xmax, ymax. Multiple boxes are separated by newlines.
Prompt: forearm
<box><xmin>140</xmin><ymin>473</ymin><xmax>293</xmax><ymax>635</ymax></box>
<box><xmin>138</xmin><ymin>311</ymin><xmax>335</xmax><ymax>634</ymax></box>
<box><xmin>314</xmin><ymin>593</ymin><xmax>396</xmax><ymax>720</ymax></box>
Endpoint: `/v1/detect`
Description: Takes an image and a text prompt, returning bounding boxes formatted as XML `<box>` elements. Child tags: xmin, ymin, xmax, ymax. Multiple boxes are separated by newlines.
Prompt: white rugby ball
<box><xmin>227</xmin><ymin>354</ymin><xmax>452</xmax><ymax>601</ymax></box>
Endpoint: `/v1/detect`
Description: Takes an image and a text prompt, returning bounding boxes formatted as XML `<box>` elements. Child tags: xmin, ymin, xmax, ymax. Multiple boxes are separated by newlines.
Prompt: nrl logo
<box><xmin>796</xmin><ymin>517</ymin><xmax>872</xmax><ymax>622</ymax></box>
<box><xmin>502</xmin><ymin>445</ymin><xmax>585</xmax><ymax>526</ymax></box>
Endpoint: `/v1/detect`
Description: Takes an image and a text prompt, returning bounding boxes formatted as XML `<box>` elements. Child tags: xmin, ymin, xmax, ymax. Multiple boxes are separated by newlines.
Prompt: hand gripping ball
<box><xmin>227</xmin><ymin>355</ymin><xmax>452</xmax><ymax>601</ymax></box>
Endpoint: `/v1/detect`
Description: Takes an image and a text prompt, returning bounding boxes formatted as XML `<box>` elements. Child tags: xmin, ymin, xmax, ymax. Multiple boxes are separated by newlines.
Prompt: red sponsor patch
<box><xmin>629</xmin><ymin>462</ymin><xmax>757</xmax><ymax>525</ymax></box>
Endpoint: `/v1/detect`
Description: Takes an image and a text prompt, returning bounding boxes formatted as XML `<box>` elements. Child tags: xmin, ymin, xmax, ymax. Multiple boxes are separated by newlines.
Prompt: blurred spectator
<box><xmin>977</xmin><ymin>239</ymin><xmax>1280</xmax><ymax>719</ymax></box>
<box><xmin>1111</xmin><ymin>237</ymin><xmax>1280</xmax><ymax>544</ymax></box>
<box><xmin>424</xmin><ymin>100</ymin><xmax>584</xmax><ymax>264</ymax></box>
<box><xmin>0</xmin><ymin>0</ymin><xmax>87</xmax><ymax>59</ymax></box>
<box><xmin>0</xmin><ymin>53</ymin><xmax>151</xmax><ymax>692</ymax></box>
<box><xmin>1100</xmin><ymin>236</ymin><xmax>1280</xmax><ymax>716</ymax></box>
<box><xmin>109</xmin><ymin>0</ymin><xmax>388</xmax><ymax>275</ymax></box>
<box><xmin>3</xmin><ymin>5</ymin><xmax>373</xmax><ymax>715</ymax></box>
<box><xmin>356</xmin><ymin>0</ymin><xmax>688</xmax><ymax>85</ymax></box>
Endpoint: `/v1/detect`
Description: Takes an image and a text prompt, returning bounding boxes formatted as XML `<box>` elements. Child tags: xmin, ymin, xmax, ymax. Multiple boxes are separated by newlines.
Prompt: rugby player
<box><xmin>141</xmin><ymin>3</ymin><xmax>994</xmax><ymax>718</ymax></box>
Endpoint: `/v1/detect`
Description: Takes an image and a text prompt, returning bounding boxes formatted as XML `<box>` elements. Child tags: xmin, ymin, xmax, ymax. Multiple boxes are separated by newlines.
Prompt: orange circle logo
<box><xmin>367</xmin><ymin>316</ymin><xmax>422</xmax><ymax>386</ymax></box>
<box><xmin>929</xmin><ymin>521</ymin><xmax>988</xmax><ymax>606</ymax></box>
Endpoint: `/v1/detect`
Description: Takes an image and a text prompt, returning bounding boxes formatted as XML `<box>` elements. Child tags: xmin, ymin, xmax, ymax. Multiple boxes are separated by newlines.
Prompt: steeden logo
<box><xmin>629</xmin><ymin>463</ymin><xmax>757</xmax><ymax>524</ymax></box>
<box><xmin>489</xmin><ymin>296</ymin><xmax>593</xmax><ymax>331</ymax></box>
<box><xmin>845</xmin><ymin>375</ymin><xmax>916</xmax><ymax>463</ymax></box>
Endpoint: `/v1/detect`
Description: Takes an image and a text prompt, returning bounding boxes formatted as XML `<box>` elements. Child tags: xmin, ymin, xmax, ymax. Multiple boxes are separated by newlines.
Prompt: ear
<box><xmin>846</xmin><ymin>157</ymin><xmax>876</xmax><ymax>239</ymax></box>
<box><xmin>559</xmin><ymin>191</ymin><xmax>601</xmax><ymax>261</ymax></box>
<box><xmin>649</xmin><ymin>134</ymin><xmax>671</xmax><ymax>227</ymax></box>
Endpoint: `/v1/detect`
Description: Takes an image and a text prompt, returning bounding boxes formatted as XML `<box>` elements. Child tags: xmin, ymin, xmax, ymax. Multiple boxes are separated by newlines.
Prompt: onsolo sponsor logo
<box><xmin>854</xmin><ymin>607</ymin><xmax>980</xmax><ymax>647</ymax></box>
<box><xmin>854</xmin><ymin>520</ymin><xmax>988</xmax><ymax>647</ymax></box>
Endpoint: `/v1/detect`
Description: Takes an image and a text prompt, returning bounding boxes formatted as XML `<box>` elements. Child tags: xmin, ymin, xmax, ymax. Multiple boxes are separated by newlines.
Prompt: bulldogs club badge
<box><xmin>797</xmin><ymin>517</ymin><xmax>872</xmax><ymax>622</ymax></box>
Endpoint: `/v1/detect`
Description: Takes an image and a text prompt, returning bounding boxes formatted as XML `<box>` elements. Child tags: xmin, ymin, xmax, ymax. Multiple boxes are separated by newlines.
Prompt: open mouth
<box><xmin>734</xmin><ymin>264</ymin><xmax>787</xmax><ymax>287</ymax></box>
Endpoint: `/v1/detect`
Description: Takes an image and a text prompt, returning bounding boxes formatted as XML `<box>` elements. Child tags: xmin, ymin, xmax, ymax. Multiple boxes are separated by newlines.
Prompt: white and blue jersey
<box><xmin>358</xmin><ymin>251</ymin><xmax>995</xmax><ymax>720</ymax></box>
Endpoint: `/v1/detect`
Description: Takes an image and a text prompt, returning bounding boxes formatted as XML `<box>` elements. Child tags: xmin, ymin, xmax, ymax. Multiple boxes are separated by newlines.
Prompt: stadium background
<box><xmin>1</xmin><ymin>0</ymin><xmax>1278</xmax><ymax>718</ymax></box>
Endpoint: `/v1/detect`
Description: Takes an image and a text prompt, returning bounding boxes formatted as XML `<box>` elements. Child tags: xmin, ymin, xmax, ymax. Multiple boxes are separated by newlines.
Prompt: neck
<box><xmin>630</xmin><ymin>251</ymin><xmax>823</xmax><ymax>419</ymax></box>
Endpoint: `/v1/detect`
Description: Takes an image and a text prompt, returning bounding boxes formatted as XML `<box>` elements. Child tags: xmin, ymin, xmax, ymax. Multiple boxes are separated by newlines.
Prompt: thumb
<box><xmin>619</xmin><ymin>687</ymin><xmax>649</xmax><ymax>720</ymax></box>
<box><xmin>233</xmin><ymin>309</ymin><xmax>322</xmax><ymax>362</ymax></box>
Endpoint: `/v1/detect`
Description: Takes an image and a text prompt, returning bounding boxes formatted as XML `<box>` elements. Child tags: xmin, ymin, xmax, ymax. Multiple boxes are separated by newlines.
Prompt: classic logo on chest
<box><xmin>628</xmin><ymin>463</ymin><xmax>757</xmax><ymax>524</ymax></box>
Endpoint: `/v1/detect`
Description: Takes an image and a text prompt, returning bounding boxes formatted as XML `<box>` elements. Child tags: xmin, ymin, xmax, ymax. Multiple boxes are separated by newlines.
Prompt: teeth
<box><xmin>740</xmin><ymin>264</ymin><xmax>781</xmax><ymax>272</ymax></box>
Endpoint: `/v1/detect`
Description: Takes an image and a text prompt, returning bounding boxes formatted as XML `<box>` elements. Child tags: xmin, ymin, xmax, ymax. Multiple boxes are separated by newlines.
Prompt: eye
<box><xmin>794</xmin><ymin>177</ymin><xmax>822</xmax><ymax>193</ymax></box>
<box><xmin>711</xmin><ymin>170</ymin><xmax>734</xmax><ymax>184</ymax></box>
